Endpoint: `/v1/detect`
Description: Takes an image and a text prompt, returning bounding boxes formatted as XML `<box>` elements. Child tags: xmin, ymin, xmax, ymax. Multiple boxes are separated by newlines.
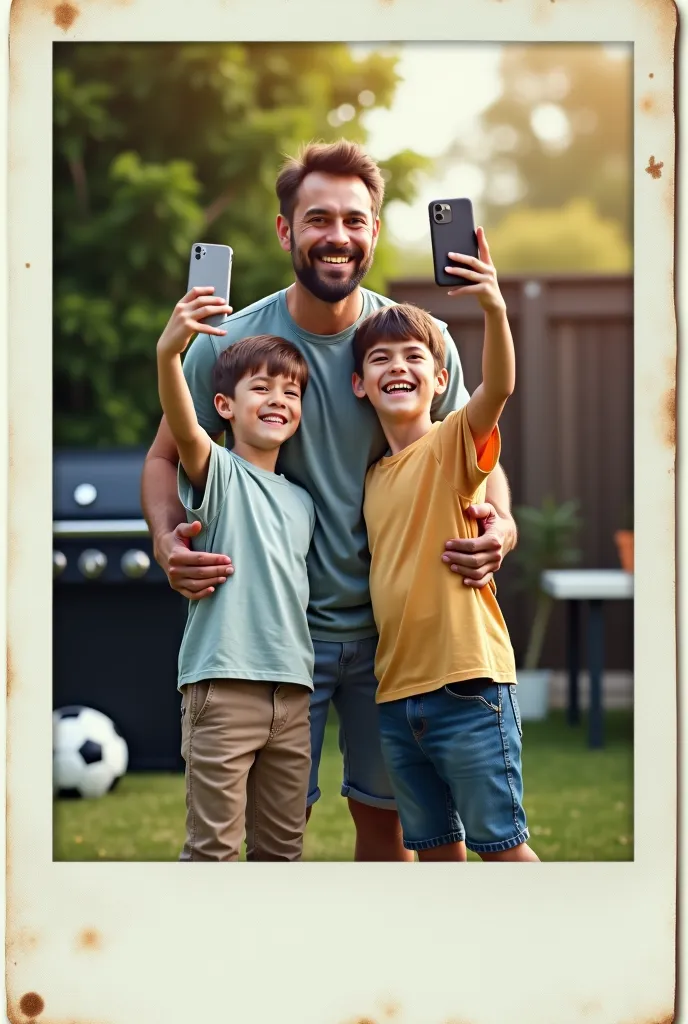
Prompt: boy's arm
<box><xmin>466</xmin><ymin>306</ymin><xmax>515</xmax><ymax>457</ymax></box>
<box><xmin>143</xmin><ymin>285</ymin><xmax>234</xmax><ymax>595</ymax></box>
<box><xmin>157</xmin><ymin>346</ymin><xmax>212</xmax><ymax>491</ymax></box>
<box><xmin>441</xmin><ymin>227</ymin><xmax>517</xmax><ymax>584</ymax></box>
<box><xmin>156</xmin><ymin>286</ymin><xmax>230</xmax><ymax>488</ymax></box>
<box><xmin>445</xmin><ymin>228</ymin><xmax>515</xmax><ymax>457</ymax></box>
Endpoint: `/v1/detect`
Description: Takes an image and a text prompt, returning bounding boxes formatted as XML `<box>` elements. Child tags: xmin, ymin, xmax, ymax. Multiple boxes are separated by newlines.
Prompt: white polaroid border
<box><xmin>5</xmin><ymin>1</ymin><xmax>678</xmax><ymax>1022</ymax></box>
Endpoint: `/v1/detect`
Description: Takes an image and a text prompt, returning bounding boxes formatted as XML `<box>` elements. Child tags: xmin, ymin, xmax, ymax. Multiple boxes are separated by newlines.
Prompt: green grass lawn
<box><xmin>53</xmin><ymin>710</ymin><xmax>633</xmax><ymax>862</ymax></box>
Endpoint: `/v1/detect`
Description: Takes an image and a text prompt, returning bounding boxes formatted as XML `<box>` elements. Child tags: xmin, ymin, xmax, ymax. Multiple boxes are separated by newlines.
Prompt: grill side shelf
<box><xmin>53</xmin><ymin>519</ymin><xmax>150</xmax><ymax>539</ymax></box>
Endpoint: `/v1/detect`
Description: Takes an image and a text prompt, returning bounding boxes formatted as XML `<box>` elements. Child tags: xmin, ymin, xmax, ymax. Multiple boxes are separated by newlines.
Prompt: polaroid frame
<box><xmin>4</xmin><ymin>1</ymin><xmax>678</xmax><ymax>1021</ymax></box>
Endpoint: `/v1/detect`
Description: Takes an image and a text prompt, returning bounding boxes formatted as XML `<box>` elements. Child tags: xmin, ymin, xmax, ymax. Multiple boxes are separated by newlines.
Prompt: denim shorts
<box><xmin>308</xmin><ymin>636</ymin><xmax>396</xmax><ymax>810</ymax></box>
<box><xmin>378</xmin><ymin>681</ymin><xmax>529</xmax><ymax>853</ymax></box>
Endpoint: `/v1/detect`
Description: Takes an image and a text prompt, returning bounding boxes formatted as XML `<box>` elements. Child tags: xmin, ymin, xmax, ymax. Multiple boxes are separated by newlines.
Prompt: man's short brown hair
<box><xmin>212</xmin><ymin>335</ymin><xmax>309</xmax><ymax>398</ymax></box>
<box><xmin>276</xmin><ymin>139</ymin><xmax>386</xmax><ymax>222</ymax></box>
<box><xmin>352</xmin><ymin>304</ymin><xmax>446</xmax><ymax>377</ymax></box>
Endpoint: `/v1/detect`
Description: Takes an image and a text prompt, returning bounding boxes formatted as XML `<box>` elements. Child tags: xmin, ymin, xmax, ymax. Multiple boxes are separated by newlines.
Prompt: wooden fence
<box><xmin>388</xmin><ymin>275</ymin><xmax>634</xmax><ymax>671</ymax></box>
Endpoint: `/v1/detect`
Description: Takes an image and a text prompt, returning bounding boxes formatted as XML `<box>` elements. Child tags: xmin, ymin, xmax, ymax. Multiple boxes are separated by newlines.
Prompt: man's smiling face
<box><xmin>278</xmin><ymin>172</ymin><xmax>380</xmax><ymax>303</ymax></box>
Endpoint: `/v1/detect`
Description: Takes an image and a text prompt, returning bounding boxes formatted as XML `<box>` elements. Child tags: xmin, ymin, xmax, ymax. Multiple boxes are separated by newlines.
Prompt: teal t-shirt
<box><xmin>176</xmin><ymin>442</ymin><xmax>315</xmax><ymax>689</ymax></box>
<box><xmin>182</xmin><ymin>287</ymin><xmax>470</xmax><ymax>642</ymax></box>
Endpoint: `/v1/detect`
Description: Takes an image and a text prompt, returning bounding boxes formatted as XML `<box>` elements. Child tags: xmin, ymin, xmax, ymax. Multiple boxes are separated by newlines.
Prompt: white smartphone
<box><xmin>187</xmin><ymin>242</ymin><xmax>233</xmax><ymax>327</ymax></box>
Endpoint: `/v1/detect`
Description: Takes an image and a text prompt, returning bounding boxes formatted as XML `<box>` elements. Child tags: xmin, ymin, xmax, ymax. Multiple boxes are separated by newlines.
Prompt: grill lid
<box><xmin>53</xmin><ymin>448</ymin><xmax>148</xmax><ymax>523</ymax></box>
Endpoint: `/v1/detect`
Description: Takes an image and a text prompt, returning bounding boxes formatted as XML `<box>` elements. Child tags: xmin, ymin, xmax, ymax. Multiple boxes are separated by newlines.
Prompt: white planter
<box><xmin>514</xmin><ymin>669</ymin><xmax>551</xmax><ymax>721</ymax></box>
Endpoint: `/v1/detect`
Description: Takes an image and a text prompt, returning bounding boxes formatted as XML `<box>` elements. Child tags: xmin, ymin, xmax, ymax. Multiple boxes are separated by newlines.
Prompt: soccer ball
<box><xmin>53</xmin><ymin>705</ymin><xmax>128</xmax><ymax>799</ymax></box>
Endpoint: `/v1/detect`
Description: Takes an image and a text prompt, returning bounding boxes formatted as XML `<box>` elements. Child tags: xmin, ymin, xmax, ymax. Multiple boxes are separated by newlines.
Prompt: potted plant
<box><xmin>511</xmin><ymin>497</ymin><xmax>583</xmax><ymax>720</ymax></box>
<box><xmin>613</xmin><ymin>501</ymin><xmax>634</xmax><ymax>572</ymax></box>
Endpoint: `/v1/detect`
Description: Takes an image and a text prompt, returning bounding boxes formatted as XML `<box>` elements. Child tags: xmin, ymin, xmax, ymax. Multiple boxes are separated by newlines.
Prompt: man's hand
<box><xmin>442</xmin><ymin>503</ymin><xmax>515</xmax><ymax>589</ymax></box>
<box><xmin>156</xmin><ymin>520</ymin><xmax>234</xmax><ymax>600</ymax></box>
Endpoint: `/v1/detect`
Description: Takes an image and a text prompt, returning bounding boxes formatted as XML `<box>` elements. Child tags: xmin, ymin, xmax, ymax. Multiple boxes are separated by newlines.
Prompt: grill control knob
<box><xmin>74</xmin><ymin>483</ymin><xmax>97</xmax><ymax>507</ymax></box>
<box><xmin>53</xmin><ymin>550</ymin><xmax>67</xmax><ymax>578</ymax></box>
<box><xmin>121</xmin><ymin>549</ymin><xmax>150</xmax><ymax>579</ymax></box>
<box><xmin>78</xmin><ymin>548</ymin><xmax>107</xmax><ymax>579</ymax></box>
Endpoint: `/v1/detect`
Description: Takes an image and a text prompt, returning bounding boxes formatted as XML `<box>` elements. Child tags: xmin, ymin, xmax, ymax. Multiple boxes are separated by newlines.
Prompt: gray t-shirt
<box><xmin>176</xmin><ymin>442</ymin><xmax>315</xmax><ymax>689</ymax></box>
<box><xmin>183</xmin><ymin>287</ymin><xmax>470</xmax><ymax>642</ymax></box>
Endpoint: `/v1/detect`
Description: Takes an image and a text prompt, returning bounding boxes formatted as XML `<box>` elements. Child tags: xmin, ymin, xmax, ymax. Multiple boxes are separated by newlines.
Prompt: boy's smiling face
<box><xmin>215</xmin><ymin>363</ymin><xmax>303</xmax><ymax>451</ymax></box>
<box><xmin>352</xmin><ymin>337</ymin><xmax>448</xmax><ymax>424</ymax></box>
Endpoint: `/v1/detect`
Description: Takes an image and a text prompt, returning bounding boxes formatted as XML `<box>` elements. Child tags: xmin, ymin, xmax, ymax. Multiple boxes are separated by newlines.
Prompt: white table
<box><xmin>540</xmin><ymin>570</ymin><xmax>634</xmax><ymax>748</ymax></box>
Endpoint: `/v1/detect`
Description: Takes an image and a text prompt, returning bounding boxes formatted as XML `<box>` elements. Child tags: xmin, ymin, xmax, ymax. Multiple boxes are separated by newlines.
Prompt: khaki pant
<box><xmin>179</xmin><ymin>679</ymin><xmax>311</xmax><ymax>862</ymax></box>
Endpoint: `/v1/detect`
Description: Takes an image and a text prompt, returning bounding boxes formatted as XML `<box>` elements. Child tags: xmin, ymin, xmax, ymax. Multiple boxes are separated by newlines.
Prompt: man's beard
<box><xmin>291</xmin><ymin>241</ymin><xmax>374</xmax><ymax>304</ymax></box>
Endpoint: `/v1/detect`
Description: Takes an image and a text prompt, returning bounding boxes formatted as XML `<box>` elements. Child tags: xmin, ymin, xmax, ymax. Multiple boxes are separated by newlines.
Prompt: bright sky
<box><xmin>349</xmin><ymin>43</ymin><xmax>504</xmax><ymax>245</ymax></box>
<box><xmin>347</xmin><ymin>42</ymin><xmax>628</xmax><ymax>247</ymax></box>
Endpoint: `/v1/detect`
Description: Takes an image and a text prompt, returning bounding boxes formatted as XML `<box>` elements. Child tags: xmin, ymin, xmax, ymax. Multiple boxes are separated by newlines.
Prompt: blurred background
<box><xmin>53</xmin><ymin>41</ymin><xmax>633</xmax><ymax>862</ymax></box>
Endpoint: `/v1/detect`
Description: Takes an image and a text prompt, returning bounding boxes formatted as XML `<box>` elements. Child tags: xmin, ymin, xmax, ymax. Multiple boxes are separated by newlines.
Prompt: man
<box><xmin>141</xmin><ymin>139</ymin><xmax>518</xmax><ymax>862</ymax></box>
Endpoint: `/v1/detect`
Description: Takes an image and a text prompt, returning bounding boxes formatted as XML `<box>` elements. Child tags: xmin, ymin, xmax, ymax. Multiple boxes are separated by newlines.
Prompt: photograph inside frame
<box><xmin>51</xmin><ymin>40</ymin><xmax>634</xmax><ymax>865</ymax></box>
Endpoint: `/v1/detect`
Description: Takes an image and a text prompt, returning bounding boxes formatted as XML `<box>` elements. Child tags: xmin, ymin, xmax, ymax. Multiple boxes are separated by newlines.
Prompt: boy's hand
<box><xmin>156</xmin><ymin>520</ymin><xmax>234</xmax><ymax>600</ymax></box>
<box><xmin>157</xmin><ymin>286</ymin><xmax>233</xmax><ymax>358</ymax></box>
<box><xmin>442</xmin><ymin>503</ymin><xmax>513</xmax><ymax>588</ymax></box>
<box><xmin>444</xmin><ymin>227</ymin><xmax>506</xmax><ymax>314</ymax></box>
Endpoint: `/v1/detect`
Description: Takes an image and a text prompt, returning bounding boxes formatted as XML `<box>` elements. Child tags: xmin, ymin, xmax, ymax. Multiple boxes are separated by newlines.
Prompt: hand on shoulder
<box><xmin>441</xmin><ymin>502</ymin><xmax>516</xmax><ymax>588</ymax></box>
<box><xmin>156</xmin><ymin>520</ymin><xmax>234</xmax><ymax>600</ymax></box>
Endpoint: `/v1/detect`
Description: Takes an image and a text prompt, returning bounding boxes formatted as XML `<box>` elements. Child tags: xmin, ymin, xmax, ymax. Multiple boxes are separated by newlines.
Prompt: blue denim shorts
<box><xmin>308</xmin><ymin>637</ymin><xmax>396</xmax><ymax>810</ymax></box>
<box><xmin>378</xmin><ymin>681</ymin><xmax>529</xmax><ymax>853</ymax></box>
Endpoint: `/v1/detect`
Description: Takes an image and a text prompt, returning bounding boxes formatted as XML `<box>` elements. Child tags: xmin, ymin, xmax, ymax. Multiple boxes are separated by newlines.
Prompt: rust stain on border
<box><xmin>53</xmin><ymin>1</ymin><xmax>78</xmax><ymax>30</ymax></box>
<box><xmin>664</xmin><ymin>165</ymin><xmax>676</xmax><ymax>225</ymax></box>
<box><xmin>380</xmin><ymin>1001</ymin><xmax>401</xmax><ymax>1018</ymax></box>
<box><xmin>633</xmin><ymin>0</ymin><xmax>678</xmax><ymax>53</ymax></box>
<box><xmin>7</xmin><ymin>643</ymin><xmax>13</xmax><ymax>699</ymax></box>
<box><xmin>646</xmin><ymin>155</ymin><xmax>664</xmax><ymax>178</ymax></box>
<box><xmin>7</xmin><ymin>927</ymin><xmax>40</xmax><ymax>954</ymax></box>
<box><xmin>639</xmin><ymin>90</ymin><xmax>672</xmax><ymax>117</ymax></box>
<box><xmin>662</xmin><ymin>386</ymin><xmax>676</xmax><ymax>449</ymax></box>
<box><xmin>76</xmin><ymin>926</ymin><xmax>102</xmax><ymax>951</ymax></box>
<box><xmin>18</xmin><ymin>992</ymin><xmax>44</xmax><ymax>1018</ymax></box>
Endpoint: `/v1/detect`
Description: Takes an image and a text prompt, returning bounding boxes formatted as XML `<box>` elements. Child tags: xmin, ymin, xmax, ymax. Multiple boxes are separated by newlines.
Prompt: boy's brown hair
<box><xmin>352</xmin><ymin>304</ymin><xmax>446</xmax><ymax>377</ymax></box>
<box><xmin>212</xmin><ymin>335</ymin><xmax>309</xmax><ymax>398</ymax></box>
<box><xmin>276</xmin><ymin>139</ymin><xmax>386</xmax><ymax>223</ymax></box>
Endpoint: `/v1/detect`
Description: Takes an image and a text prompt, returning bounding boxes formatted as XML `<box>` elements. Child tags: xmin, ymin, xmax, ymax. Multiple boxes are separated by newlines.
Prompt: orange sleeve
<box><xmin>431</xmin><ymin>407</ymin><xmax>501</xmax><ymax>497</ymax></box>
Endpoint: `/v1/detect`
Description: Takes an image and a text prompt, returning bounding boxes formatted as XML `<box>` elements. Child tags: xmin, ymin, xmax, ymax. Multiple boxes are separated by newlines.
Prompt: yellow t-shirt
<box><xmin>364</xmin><ymin>406</ymin><xmax>517</xmax><ymax>703</ymax></box>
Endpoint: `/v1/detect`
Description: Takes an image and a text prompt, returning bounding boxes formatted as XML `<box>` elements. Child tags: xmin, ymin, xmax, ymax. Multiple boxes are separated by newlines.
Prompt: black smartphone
<box><xmin>428</xmin><ymin>198</ymin><xmax>479</xmax><ymax>288</ymax></box>
<box><xmin>187</xmin><ymin>242</ymin><xmax>233</xmax><ymax>327</ymax></box>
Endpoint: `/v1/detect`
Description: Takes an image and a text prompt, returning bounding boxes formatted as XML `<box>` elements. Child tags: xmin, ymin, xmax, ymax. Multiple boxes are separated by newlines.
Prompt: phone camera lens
<box><xmin>434</xmin><ymin>204</ymin><xmax>443</xmax><ymax>212</ymax></box>
<box><xmin>195</xmin><ymin>253</ymin><xmax>201</xmax><ymax>260</ymax></box>
<box><xmin>195</xmin><ymin>246</ymin><xmax>201</xmax><ymax>254</ymax></box>
<box><xmin>436</xmin><ymin>213</ymin><xmax>444</xmax><ymax>222</ymax></box>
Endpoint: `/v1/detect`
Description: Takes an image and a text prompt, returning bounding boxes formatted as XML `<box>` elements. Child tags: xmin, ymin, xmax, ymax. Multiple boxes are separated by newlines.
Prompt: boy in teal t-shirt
<box><xmin>156</xmin><ymin>285</ymin><xmax>315</xmax><ymax>862</ymax></box>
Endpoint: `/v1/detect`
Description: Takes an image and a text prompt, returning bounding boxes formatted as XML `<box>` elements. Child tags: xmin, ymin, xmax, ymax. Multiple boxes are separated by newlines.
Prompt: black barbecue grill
<box><xmin>53</xmin><ymin>448</ymin><xmax>187</xmax><ymax>770</ymax></box>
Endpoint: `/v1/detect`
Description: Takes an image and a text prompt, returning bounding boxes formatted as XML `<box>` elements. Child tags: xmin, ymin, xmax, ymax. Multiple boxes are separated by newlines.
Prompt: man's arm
<box><xmin>142</xmin><ymin>417</ymin><xmax>233</xmax><ymax>599</ymax></box>
<box><xmin>485</xmin><ymin>463</ymin><xmax>518</xmax><ymax>556</ymax></box>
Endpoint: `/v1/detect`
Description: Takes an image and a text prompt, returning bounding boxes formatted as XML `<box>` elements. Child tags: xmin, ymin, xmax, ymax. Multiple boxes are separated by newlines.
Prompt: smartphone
<box><xmin>428</xmin><ymin>198</ymin><xmax>478</xmax><ymax>288</ymax></box>
<box><xmin>187</xmin><ymin>242</ymin><xmax>233</xmax><ymax>327</ymax></box>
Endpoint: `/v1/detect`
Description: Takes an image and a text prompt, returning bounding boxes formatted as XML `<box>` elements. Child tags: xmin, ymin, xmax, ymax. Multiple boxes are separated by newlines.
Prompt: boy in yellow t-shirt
<box><xmin>351</xmin><ymin>228</ymin><xmax>538</xmax><ymax>862</ymax></box>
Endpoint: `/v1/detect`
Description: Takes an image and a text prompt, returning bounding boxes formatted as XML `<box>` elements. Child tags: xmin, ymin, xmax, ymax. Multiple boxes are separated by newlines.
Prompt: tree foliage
<box><xmin>488</xmin><ymin>199</ymin><xmax>631</xmax><ymax>273</ymax></box>
<box><xmin>54</xmin><ymin>43</ymin><xmax>430</xmax><ymax>447</ymax></box>
<box><xmin>443</xmin><ymin>45</ymin><xmax>631</xmax><ymax>260</ymax></box>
